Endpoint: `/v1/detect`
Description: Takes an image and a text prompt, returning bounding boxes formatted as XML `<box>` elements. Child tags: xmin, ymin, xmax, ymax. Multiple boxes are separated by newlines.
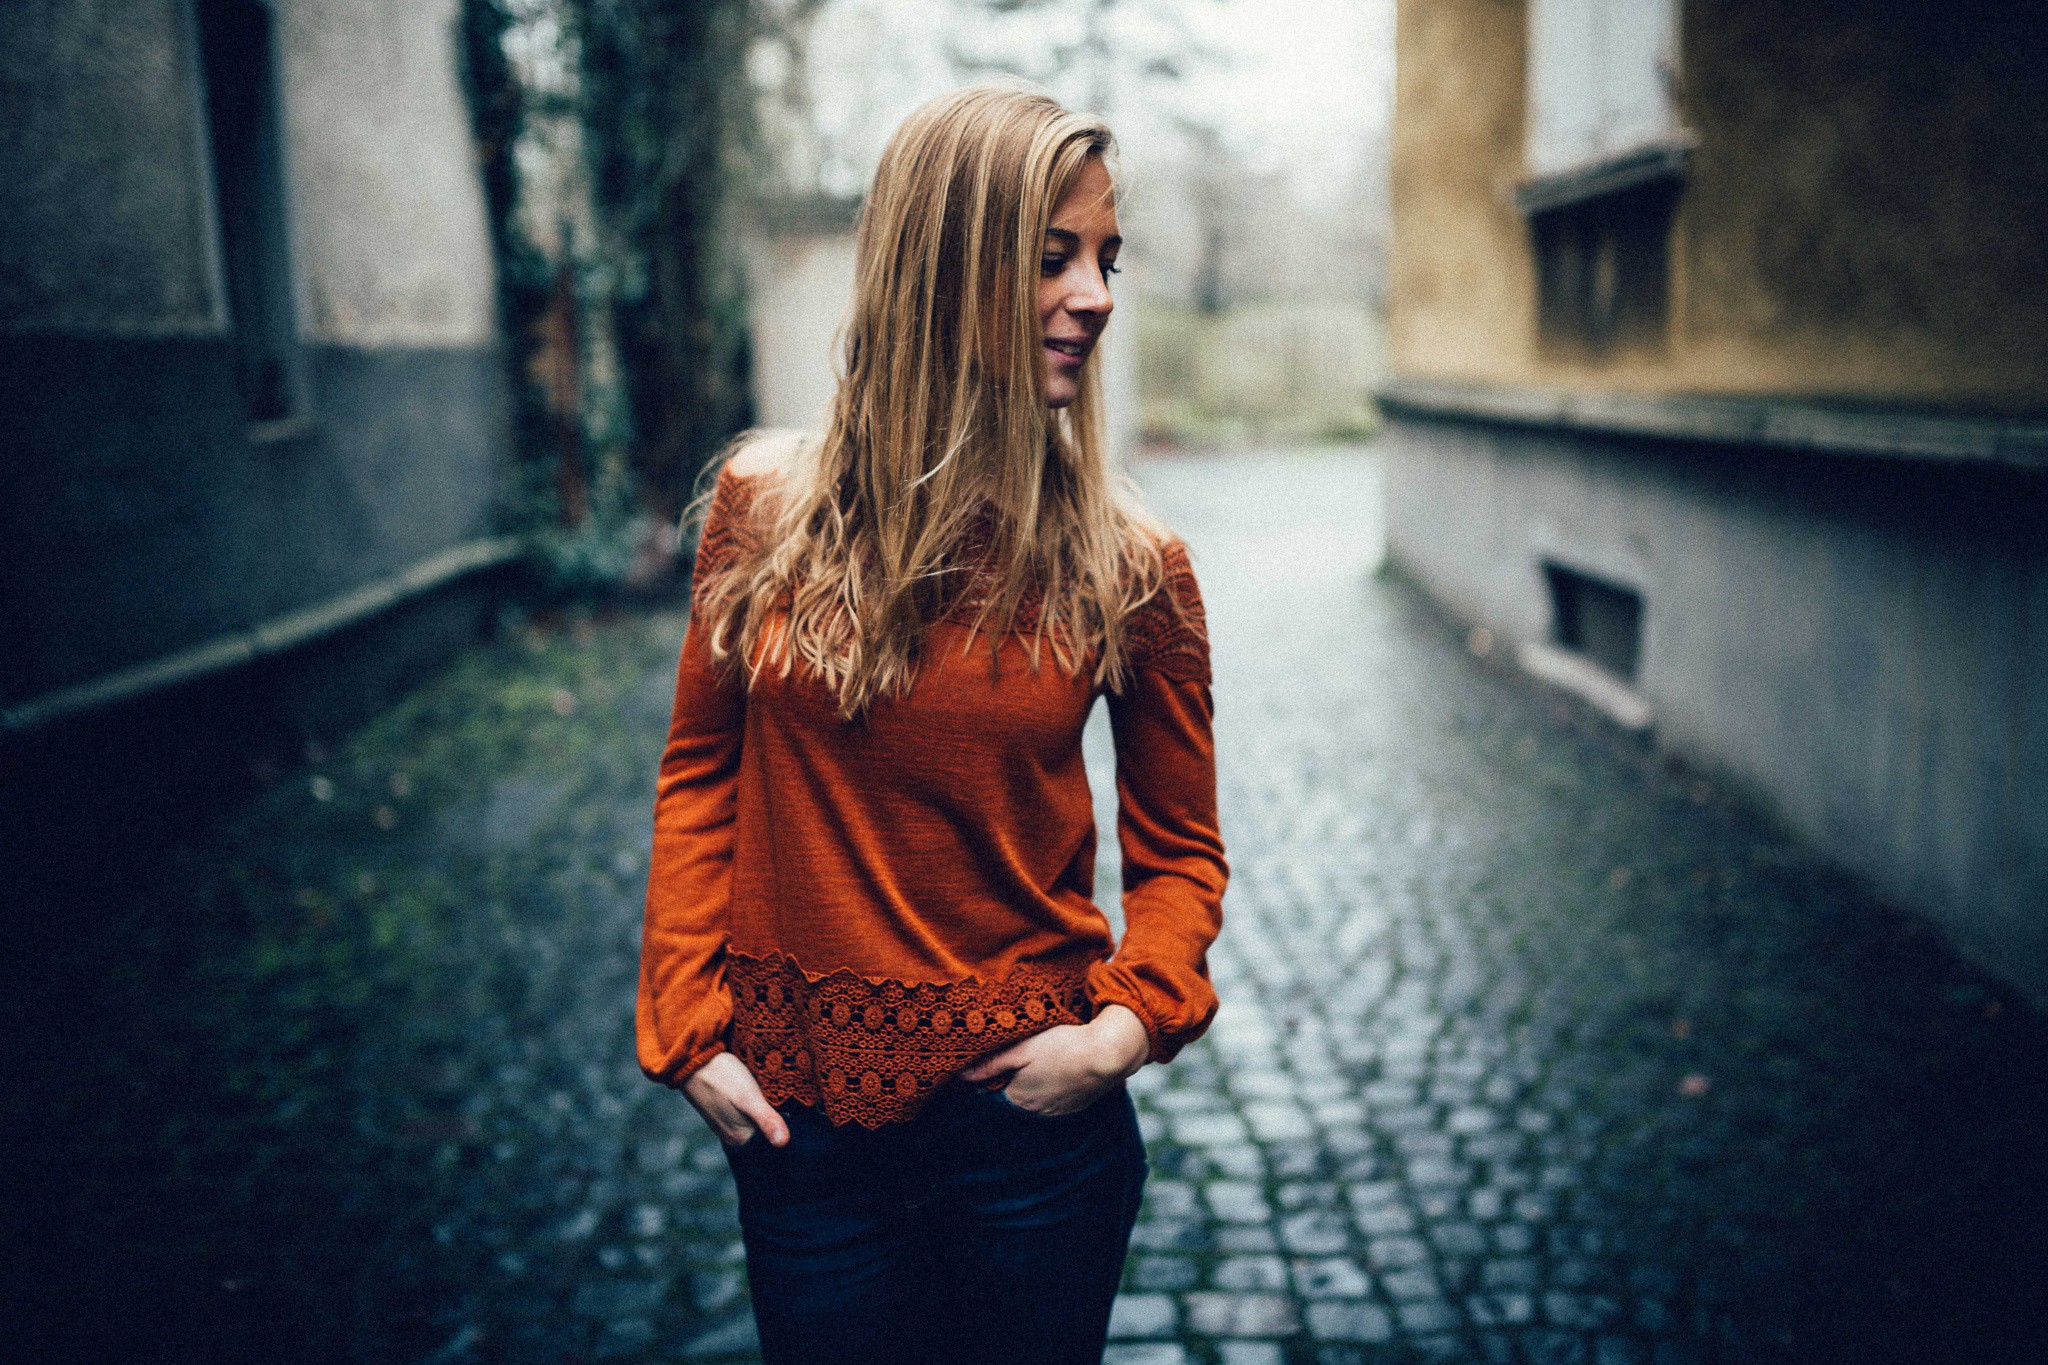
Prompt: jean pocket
<box><xmin>991</xmin><ymin>1082</ymin><xmax>1109</xmax><ymax>1121</ymax></box>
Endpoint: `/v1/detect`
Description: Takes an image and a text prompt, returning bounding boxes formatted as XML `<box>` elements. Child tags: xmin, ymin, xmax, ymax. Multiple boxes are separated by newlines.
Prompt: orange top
<box><xmin>636</xmin><ymin>464</ymin><xmax>1227</xmax><ymax>1127</ymax></box>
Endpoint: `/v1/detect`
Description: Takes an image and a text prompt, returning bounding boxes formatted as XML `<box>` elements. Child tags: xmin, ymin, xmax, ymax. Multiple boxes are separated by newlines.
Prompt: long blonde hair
<box><xmin>694</xmin><ymin>83</ymin><xmax>1169</xmax><ymax>718</ymax></box>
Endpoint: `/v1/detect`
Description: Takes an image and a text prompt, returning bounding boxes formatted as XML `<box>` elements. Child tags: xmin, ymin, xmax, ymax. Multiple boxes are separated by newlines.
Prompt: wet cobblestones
<box><xmin>8</xmin><ymin>447</ymin><xmax>2046</xmax><ymax>1363</ymax></box>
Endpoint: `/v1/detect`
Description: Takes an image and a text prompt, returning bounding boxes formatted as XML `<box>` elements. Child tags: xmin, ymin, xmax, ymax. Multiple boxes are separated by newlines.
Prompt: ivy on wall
<box><xmin>455</xmin><ymin>0</ymin><xmax>755</xmax><ymax>598</ymax></box>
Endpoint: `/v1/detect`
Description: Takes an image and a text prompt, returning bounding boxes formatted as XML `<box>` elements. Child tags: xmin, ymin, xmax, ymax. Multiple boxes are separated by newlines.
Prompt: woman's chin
<box><xmin>1044</xmin><ymin>376</ymin><xmax>1081</xmax><ymax>409</ymax></box>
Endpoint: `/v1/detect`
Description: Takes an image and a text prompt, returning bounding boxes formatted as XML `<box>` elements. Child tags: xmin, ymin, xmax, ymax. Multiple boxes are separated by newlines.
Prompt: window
<box><xmin>1543</xmin><ymin>562</ymin><xmax>1645</xmax><ymax>683</ymax></box>
<box><xmin>1527</xmin><ymin>167</ymin><xmax>1681</xmax><ymax>353</ymax></box>
<box><xmin>1520</xmin><ymin>0</ymin><xmax>1686</xmax><ymax>354</ymax></box>
<box><xmin>1526</xmin><ymin>0</ymin><xmax>1681</xmax><ymax>178</ymax></box>
<box><xmin>195</xmin><ymin>0</ymin><xmax>304</xmax><ymax>425</ymax></box>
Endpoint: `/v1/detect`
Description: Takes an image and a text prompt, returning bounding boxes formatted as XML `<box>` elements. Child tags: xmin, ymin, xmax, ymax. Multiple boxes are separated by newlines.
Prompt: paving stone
<box><xmin>1545</xmin><ymin>1292</ymin><xmax>1623</xmax><ymax>1330</ymax></box>
<box><xmin>1428</xmin><ymin>1221</ymin><xmax>1489</xmax><ymax>1257</ymax></box>
<box><xmin>1206</xmin><ymin>1145</ymin><xmax>1268</xmax><ymax>1180</ymax></box>
<box><xmin>1266</xmin><ymin>1143</ymin><xmax>1326</xmax><ymax>1179</ymax></box>
<box><xmin>1468</xmin><ymin>1292</ymin><xmax>1537</xmax><ymax>1327</ymax></box>
<box><xmin>569</xmin><ymin>1279</ymin><xmax>665</xmax><ymax>1318</ymax></box>
<box><xmin>1276</xmin><ymin>1181</ymin><xmax>1342</xmax><ymax>1211</ymax></box>
<box><xmin>1394</xmin><ymin>1298</ymin><xmax>1462</xmax><ymax>1334</ymax></box>
<box><xmin>1108</xmin><ymin>1293</ymin><xmax>1180</xmax><ymax>1339</ymax></box>
<box><xmin>1345</xmin><ymin>1180</ymin><xmax>1404</xmax><ymax>1210</ymax></box>
<box><xmin>1102</xmin><ymin>1346</ymin><xmax>1190</xmax><ymax>1365</ymax></box>
<box><xmin>1467</xmin><ymin>1188</ymin><xmax>1506</xmax><ymax>1221</ymax></box>
<box><xmin>1130</xmin><ymin>1219</ymin><xmax>1213</xmax><ymax>1253</ymax></box>
<box><xmin>1279</xmin><ymin>1211</ymin><xmax>1351</xmax><ymax>1254</ymax></box>
<box><xmin>1380</xmin><ymin>1267</ymin><xmax>1442</xmax><ymax>1301</ymax></box>
<box><xmin>1214</xmin><ymin>1225</ymin><xmax>1280</xmax><ymax>1253</ymax></box>
<box><xmin>1524</xmin><ymin>1330</ymin><xmax>1592</xmax><ymax>1365</ymax></box>
<box><xmin>1366</xmin><ymin>1236</ymin><xmax>1431</xmax><ymax>1270</ymax></box>
<box><xmin>1305</xmin><ymin>1300</ymin><xmax>1396</xmax><ymax>1344</ymax></box>
<box><xmin>1244</xmin><ymin>1103</ymin><xmax>1316</xmax><ymax>1141</ymax></box>
<box><xmin>1594</xmin><ymin>1335</ymin><xmax>1648</xmax><ymax>1365</ymax></box>
<box><xmin>1353</xmin><ymin>1204</ymin><xmax>1416</xmax><ymax>1237</ymax></box>
<box><xmin>1493</xmin><ymin>1224</ymin><xmax>1538</xmax><ymax>1255</ymax></box>
<box><xmin>1130</xmin><ymin>1256</ymin><xmax>1201</xmax><ymax>1291</ymax></box>
<box><xmin>1172</xmin><ymin>1112</ymin><xmax>1251</xmax><ymax>1146</ymax></box>
<box><xmin>1215</xmin><ymin>1343</ymin><xmax>1286</xmax><ymax>1365</ymax></box>
<box><xmin>1481</xmin><ymin>1257</ymin><xmax>1541</xmax><ymax>1290</ymax></box>
<box><xmin>1214</xmin><ymin>1255</ymin><xmax>1290</xmax><ymax>1292</ymax></box>
<box><xmin>1182</xmin><ymin>1291</ymin><xmax>1301</xmax><ymax>1337</ymax></box>
<box><xmin>678</xmin><ymin>1314</ymin><xmax>758</xmax><ymax>1358</ymax></box>
<box><xmin>1291</xmin><ymin>1256</ymin><xmax>1372</xmax><ymax>1298</ymax></box>
<box><xmin>1205</xmin><ymin>1180</ymin><xmax>1273</xmax><ymax>1224</ymax></box>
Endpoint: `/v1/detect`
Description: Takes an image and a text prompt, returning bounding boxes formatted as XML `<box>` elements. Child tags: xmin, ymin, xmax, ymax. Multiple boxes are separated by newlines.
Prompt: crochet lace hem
<box><xmin>727</xmin><ymin>950</ymin><xmax>1096</xmax><ymax>1128</ymax></box>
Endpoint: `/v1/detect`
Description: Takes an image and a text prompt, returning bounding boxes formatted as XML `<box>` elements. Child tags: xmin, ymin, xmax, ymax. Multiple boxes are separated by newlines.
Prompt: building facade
<box><xmin>1</xmin><ymin>0</ymin><xmax>515</xmax><ymax>885</ymax></box>
<box><xmin>1381</xmin><ymin>0</ymin><xmax>2048</xmax><ymax>996</ymax></box>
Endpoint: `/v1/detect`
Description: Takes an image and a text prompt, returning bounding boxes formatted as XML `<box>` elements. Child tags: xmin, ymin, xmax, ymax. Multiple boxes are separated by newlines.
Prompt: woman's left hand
<box><xmin>959</xmin><ymin>1003</ymin><xmax>1151</xmax><ymax>1116</ymax></box>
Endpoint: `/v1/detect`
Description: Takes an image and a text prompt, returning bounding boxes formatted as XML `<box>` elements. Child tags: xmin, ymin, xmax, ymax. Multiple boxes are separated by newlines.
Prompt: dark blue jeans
<box><xmin>723</xmin><ymin>1079</ymin><xmax>1149</xmax><ymax>1365</ymax></box>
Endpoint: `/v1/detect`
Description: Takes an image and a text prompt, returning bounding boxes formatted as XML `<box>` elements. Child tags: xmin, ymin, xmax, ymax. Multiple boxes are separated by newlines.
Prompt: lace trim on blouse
<box><xmin>727</xmin><ymin>950</ymin><xmax>1097</xmax><ymax>1128</ymax></box>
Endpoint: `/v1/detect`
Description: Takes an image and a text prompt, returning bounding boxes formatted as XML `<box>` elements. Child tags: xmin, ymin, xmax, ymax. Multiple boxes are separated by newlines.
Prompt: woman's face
<box><xmin>1037</xmin><ymin>155</ymin><xmax>1120</xmax><ymax>410</ymax></box>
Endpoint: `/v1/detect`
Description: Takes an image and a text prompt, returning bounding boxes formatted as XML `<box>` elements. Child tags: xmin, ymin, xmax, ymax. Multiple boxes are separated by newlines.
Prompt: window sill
<box><xmin>1515</xmin><ymin>138</ymin><xmax>1694</xmax><ymax>216</ymax></box>
<box><xmin>1377</xmin><ymin>378</ymin><xmax>2048</xmax><ymax>471</ymax></box>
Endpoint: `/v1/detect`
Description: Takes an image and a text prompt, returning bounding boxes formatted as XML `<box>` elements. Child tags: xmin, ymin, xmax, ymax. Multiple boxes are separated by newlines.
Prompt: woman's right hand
<box><xmin>681</xmin><ymin>1052</ymin><xmax>792</xmax><ymax>1148</ymax></box>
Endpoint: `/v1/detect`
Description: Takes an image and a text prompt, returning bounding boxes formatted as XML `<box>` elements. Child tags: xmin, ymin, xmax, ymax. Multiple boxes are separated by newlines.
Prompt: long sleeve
<box><xmin>635</xmin><ymin>472</ymin><xmax>755</xmax><ymax>1086</ymax></box>
<box><xmin>1086</xmin><ymin>541</ymin><xmax>1228</xmax><ymax>1062</ymax></box>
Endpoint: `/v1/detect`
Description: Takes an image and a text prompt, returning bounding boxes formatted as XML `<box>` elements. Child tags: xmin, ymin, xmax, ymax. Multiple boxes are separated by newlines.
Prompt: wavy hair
<box><xmin>692</xmin><ymin>83</ymin><xmax>1169</xmax><ymax>718</ymax></box>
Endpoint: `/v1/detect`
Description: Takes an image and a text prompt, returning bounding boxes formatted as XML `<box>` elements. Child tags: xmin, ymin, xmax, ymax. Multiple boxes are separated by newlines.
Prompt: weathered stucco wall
<box><xmin>1390</xmin><ymin>0</ymin><xmax>2048</xmax><ymax>409</ymax></box>
<box><xmin>748</xmin><ymin>231</ymin><xmax>856</xmax><ymax>432</ymax></box>
<box><xmin>0</xmin><ymin>0</ymin><xmax>224</xmax><ymax>334</ymax></box>
<box><xmin>1383</xmin><ymin>415</ymin><xmax>2048</xmax><ymax>999</ymax></box>
<box><xmin>276</xmin><ymin>0</ymin><xmax>497</xmax><ymax>348</ymax></box>
<box><xmin>1389</xmin><ymin>0</ymin><xmax>1535</xmax><ymax>392</ymax></box>
<box><xmin>0</xmin><ymin>0</ymin><xmax>509</xmax><ymax>705</ymax></box>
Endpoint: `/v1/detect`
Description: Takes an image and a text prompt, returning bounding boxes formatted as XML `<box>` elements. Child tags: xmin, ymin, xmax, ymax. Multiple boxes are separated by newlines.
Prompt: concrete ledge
<box><xmin>1516</xmin><ymin>641</ymin><xmax>1655</xmax><ymax>732</ymax></box>
<box><xmin>1515</xmin><ymin>139</ymin><xmax>1692</xmax><ymax>216</ymax></box>
<box><xmin>1379</xmin><ymin>377</ymin><xmax>2048</xmax><ymax>470</ymax></box>
<box><xmin>2</xmin><ymin>535</ymin><xmax>524</xmax><ymax>734</ymax></box>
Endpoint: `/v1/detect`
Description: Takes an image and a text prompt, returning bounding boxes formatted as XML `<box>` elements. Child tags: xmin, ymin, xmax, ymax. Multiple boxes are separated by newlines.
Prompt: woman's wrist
<box><xmin>1086</xmin><ymin>1004</ymin><xmax>1152</xmax><ymax>1081</ymax></box>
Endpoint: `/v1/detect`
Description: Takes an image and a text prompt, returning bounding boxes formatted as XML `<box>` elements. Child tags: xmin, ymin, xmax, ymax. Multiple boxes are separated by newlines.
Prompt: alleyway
<box><xmin>10</xmin><ymin>448</ymin><xmax>2046</xmax><ymax>1365</ymax></box>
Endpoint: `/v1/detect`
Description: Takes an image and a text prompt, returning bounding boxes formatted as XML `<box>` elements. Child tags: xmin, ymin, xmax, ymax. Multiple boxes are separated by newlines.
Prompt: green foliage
<box><xmin>525</xmin><ymin>450</ymin><xmax>664</xmax><ymax>599</ymax></box>
<box><xmin>571</xmin><ymin>0</ymin><xmax>757</xmax><ymax>513</ymax></box>
<box><xmin>455</xmin><ymin>0</ymin><xmax>563</xmax><ymax>539</ymax></box>
<box><xmin>456</xmin><ymin>0</ymin><xmax>756</xmax><ymax>601</ymax></box>
<box><xmin>1136</xmin><ymin>300</ymin><xmax>1386</xmax><ymax>447</ymax></box>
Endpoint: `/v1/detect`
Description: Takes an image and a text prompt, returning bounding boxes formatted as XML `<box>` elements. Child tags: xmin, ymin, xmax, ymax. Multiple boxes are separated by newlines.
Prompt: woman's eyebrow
<box><xmin>1044</xmin><ymin>229</ymin><xmax>1124</xmax><ymax>249</ymax></box>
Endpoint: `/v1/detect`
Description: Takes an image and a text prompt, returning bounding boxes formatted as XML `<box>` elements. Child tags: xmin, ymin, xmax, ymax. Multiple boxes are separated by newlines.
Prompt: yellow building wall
<box><xmin>1390</xmin><ymin>0</ymin><xmax>2048</xmax><ymax>411</ymax></box>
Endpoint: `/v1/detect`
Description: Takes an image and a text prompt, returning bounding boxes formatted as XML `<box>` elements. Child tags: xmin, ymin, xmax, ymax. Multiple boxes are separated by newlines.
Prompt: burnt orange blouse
<box><xmin>636</xmin><ymin>464</ymin><xmax>1227</xmax><ymax>1127</ymax></box>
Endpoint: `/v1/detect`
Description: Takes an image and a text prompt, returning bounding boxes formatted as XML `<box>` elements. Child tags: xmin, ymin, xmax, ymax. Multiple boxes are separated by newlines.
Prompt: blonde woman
<box><xmin>637</xmin><ymin>84</ymin><xmax>1227</xmax><ymax>1365</ymax></box>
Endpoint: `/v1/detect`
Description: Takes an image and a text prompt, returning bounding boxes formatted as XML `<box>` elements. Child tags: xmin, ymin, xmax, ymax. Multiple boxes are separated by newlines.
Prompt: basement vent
<box><xmin>1543</xmin><ymin>562</ymin><xmax>1644</xmax><ymax>683</ymax></box>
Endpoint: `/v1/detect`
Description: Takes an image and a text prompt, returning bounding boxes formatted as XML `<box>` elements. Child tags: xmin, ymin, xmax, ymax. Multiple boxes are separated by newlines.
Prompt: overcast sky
<box><xmin>796</xmin><ymin>0</ymin><xmax>1396</xmax><ymax>200</ymax></box>
<box><xmin>1176</xmin><ymin>0</ymin><xmax>1394</xmax><ymax>176</ymax></box>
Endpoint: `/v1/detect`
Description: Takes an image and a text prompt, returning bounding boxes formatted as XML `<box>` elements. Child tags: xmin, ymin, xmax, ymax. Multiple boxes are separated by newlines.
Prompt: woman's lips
<box><xmin>1044</xmin><ymin>337</ymin><xmax>1091</xmax><ymax>369</ymax></box>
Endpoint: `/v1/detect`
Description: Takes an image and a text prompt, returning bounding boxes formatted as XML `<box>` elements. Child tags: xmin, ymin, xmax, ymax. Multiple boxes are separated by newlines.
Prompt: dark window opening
<box><xmin>1544</xmin><ymin>562</ymin><xmax>1645</xmax><ymax>683</ymax></box>
<box><xmin>196</xmin><ymin>0</ymin><xmax>302</xmax><ymax>424</ymax></box>
<box><xmin>1529</xmin><ymin>177</ymin><xmax>1679</xmax><ymax>356</ymax></box>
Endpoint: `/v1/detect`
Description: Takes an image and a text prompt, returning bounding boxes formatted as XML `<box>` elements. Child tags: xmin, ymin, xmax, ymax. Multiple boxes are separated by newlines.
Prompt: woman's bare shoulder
<box><xmin>724</xmin><ymin>427</ymin><xmax>809</xmax><ymax>481</ymax></box>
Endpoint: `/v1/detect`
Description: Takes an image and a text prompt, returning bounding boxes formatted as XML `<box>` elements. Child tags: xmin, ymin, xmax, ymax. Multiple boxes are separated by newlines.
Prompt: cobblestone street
<box><xmin>10</xmin><ymin>447</ymin><xmax>2046</xmax><ymax>1364</ymax></box>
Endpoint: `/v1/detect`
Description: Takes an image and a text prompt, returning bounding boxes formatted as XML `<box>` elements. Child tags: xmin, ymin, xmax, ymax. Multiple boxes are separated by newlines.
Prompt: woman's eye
<box><xmin>1041</xmin><ymin>255</ymin><xmax>1067</xmax><ymax>275</ymax></box>
<box><xmin>1103</xmin><ymin>261</ymin><xmax>1121</xmax><ymax>277</ymax></box>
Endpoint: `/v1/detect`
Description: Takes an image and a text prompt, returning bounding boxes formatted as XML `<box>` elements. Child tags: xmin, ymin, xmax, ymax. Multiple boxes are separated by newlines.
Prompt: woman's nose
<box><xmin>1066</xmin><ymin>267</ymin><xmax>1113</xmax><ymax>318</ymax></box>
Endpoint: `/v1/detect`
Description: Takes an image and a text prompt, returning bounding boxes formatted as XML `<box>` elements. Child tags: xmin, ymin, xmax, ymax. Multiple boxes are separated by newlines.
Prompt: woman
<box><xmin>636</xmin><ymin>83</ymin><xmax>1227</xmax><ymax>1365</ymax></box>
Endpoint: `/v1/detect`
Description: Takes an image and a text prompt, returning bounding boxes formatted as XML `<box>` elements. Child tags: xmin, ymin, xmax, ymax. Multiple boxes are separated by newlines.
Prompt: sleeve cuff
<box><xmin>642</xmin><ymin>1037</ymin><xmax>728</xmax><ymax>1090</ymax></box>
<box><xmin>1086</xmin><ymin>963</ymin><xmax>1205</xmax><ymax>1065</ymax></box>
